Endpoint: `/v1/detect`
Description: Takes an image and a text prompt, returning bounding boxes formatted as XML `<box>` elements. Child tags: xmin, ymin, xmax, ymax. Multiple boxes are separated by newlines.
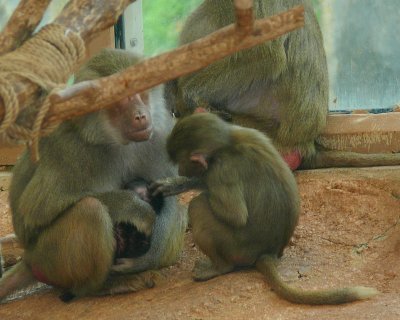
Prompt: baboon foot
<box><xmin>192</xmin><ymin>258</ymin><xmax>233</xmax><ymax>281</ymax></box>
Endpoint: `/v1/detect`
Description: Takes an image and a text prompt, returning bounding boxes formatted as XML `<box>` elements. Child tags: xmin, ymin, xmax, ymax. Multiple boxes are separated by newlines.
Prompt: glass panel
<box><xmin>318</xmin><ymin>0</ymin><xmax>400</xmax><ymax>110</ymax></box>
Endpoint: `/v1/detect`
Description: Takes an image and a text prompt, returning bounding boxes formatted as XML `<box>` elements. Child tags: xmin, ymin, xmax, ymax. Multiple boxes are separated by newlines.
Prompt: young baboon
<box><xmin>0</xmin><ymin>49</ymin><xmax>187</xmax><ymax>302</ymax></box>
<box><xmin>150</xmin><ymin>113</ymin><xmax>378</xmax><ymax>305</ymax></box>
<box><xmin>125</xmin><ymin>178</ymin><xmax>165</xmax><ymax>214</ymax></box>
<box><xmin>115</xmin><ymin>179</ymin><xmax>165</xmax><ymax>260</ymax></box>
<box><xmin>165</xmin><ymin>0</ymin><xmax>400</xmax><ymax>169</ymax></box>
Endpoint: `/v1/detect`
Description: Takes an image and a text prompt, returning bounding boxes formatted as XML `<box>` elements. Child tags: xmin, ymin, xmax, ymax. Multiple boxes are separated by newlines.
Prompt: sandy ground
<box><xmin>0</xmin><ymin>167</ymin><xmax>399</xmax><ymax>320</ymax></box>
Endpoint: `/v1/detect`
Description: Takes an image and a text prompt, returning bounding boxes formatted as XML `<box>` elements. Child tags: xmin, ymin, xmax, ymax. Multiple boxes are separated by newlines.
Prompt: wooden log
<box><xmin>318</xmin><ymin>112</ymin><xmax>400</xmax><ymax>154</ymax></box>
<box><xmin>0</xmin><ymin>0</ymin><xmax>136</xmax><ymax>124</ymax></box>
<box><xmin>54</xmin><ymin>0</ymin><xmax>135</xmax><ymax>41</ymax></box>
<box><xmin>46</xmin><ymin>5</ymin><xmax>304</xmax><ymax>127</ymax></box>
<box><xmin>0</xmin><ymin>0</ymin><xmax>51</xmax><ymax>55</ymax></box>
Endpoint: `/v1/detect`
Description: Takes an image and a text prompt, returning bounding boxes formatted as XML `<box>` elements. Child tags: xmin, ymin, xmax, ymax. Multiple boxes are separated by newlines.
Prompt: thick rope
<box><xmin>0</xmin><ymin>23</ymin><xmax>85</xmax><ymax>161</ymax></box>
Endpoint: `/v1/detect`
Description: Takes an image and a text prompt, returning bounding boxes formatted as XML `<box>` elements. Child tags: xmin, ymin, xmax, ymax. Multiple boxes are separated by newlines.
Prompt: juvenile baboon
<box><xmin>166</xmin><ymin>0</ymin><xmax>400</xmax><ymax>169</ymax></box>
<box><xmin>125</xmin><ymin>178</ymin><xmax>164</xmax><ymax>214</ymax></box>
<box><xmin>0</xmin><ymin>49</ymin><xmax>187</xmax><ymax>302</ymax></box>
<box><xmin>149</xmin><ymin>113</ymin><xmax>378</xmax><ymax>305</ymax></box>
<box><xmin>115</xmin><ymin>179</ymin><xmax>165</xmax><ymax>260</ymax></box>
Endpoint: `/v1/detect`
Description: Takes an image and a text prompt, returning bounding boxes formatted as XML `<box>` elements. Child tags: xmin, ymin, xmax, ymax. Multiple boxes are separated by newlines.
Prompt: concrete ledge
<box><xmin>318</xmin><ymin>112</ymin><xmax>400</xmax><ymax>154</ymax></box>
<box><xmin>0</xmin><ymin>111</ymin><xmax>399</xmax><ymax>165</ymax></box>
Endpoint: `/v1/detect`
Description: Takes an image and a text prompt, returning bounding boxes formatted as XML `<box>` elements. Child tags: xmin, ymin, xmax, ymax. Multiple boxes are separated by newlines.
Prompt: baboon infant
<box><xmin>115</xmin><ymin>179</ymin><xmax>165</xmax><ymax>260</ymax></box>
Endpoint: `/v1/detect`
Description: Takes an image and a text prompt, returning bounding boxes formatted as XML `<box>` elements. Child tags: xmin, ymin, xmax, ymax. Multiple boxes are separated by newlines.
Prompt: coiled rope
<box><xmin>0</xmin><ymin>23</ymin><xmax>85</xmax><ymax>161</ymax></box>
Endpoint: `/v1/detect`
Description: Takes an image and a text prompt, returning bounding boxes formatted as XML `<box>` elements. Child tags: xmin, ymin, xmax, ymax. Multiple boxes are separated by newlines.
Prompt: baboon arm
<box><xmin>98</xmin><ymin>270</ymin><xmax>162</xmax><ymax>296</ymax></box>
<box><xmin>206</xmin><ymin>153</ymin><xmax>249</xmax><ymax>227</ymax></box>
<box><xmin>230</xmin><ymin>113</ymin><xmax>278</xmax><ymax>133</ymax></box>
<box><xmin>208</xmin><ymin>184</ymin><xmax>248</xmax><ymax>228</ymax></box>
<box><xmin>179</xmin><ymin>44</ymin><xmax>286</xmax><ymax>107</ymax></box>
<box><xmin>112</xmin><ymin>197</ymin><xmax>183</xmax><ymax>274</ymax></box>
<box><xmin>150</xmin><ymin>176</ymin><xmax>205</xmax><ymax>196</ymax></box>
<box><xmin>94</xmin><ymin>190</ymin><xmax>156</xmax><ymax>237</ymax></box>
<box><xmin>15</xmin><ymin>170</ymin><xmax>82</xmax><ymax>242</ymax></box>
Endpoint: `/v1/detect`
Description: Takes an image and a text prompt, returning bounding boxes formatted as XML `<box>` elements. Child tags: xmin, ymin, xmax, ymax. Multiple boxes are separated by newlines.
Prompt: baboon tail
<box><xmin>0</xmin><ymin>261</ymin><xmax>36</xmax><ymax>302</ymax></box>
<box><xmin>256</xmin><ymin>255</ymin><xmax>378</xmax><ymax>305</ymax></box>
<box><xmin>97</xmin><ymin>270</ymin><xmax>163</xmax><ymax>296</ymax></box>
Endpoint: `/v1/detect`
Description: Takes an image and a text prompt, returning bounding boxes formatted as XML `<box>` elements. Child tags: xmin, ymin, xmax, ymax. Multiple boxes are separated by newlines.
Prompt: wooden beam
<box><xmin>0</xmin><ymin>0</ymin><xmax>136</xmax><ymax>124</ymax></box>
<box><xmin>0</xmin><ymin>0</ymin><xmax>52</xmax><ymax>55</ymax></box>
<box><xmin>318</xmin><ymin>112</ymin><xmax>400</xmax><ymax>154</ymax></box>
<box><xmin>46</xmin><ymin>6</ymin><xmax>305</xmax><ymax>127</ymax></box>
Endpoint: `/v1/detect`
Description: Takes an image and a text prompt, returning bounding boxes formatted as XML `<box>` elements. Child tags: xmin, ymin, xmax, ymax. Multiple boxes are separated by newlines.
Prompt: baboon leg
<box><xmin>28</xmin><ymin>197</ymin><xmax>115</xmax><ymax>296</ymax></box>
<box><xmin>189</xmin><ymin>194</ymin><xmax>235</xmax><ymax>281</ymax></box>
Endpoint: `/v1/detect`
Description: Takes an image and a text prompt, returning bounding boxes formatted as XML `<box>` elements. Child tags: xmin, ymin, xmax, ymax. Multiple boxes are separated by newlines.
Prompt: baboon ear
<box><xmin>190</xmin><ymin>152</ymin><xmax>208</xmax><ymax>169</ymax></box>
<box><xmin>194</xmin><ymin>107</ymin><xmax>208</xmax><ymax>113</ymax></box>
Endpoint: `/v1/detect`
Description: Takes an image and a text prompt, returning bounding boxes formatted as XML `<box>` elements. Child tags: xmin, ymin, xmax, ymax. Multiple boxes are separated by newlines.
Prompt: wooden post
<box><xmin>0</xmin><ymin>0</ymin><xmax>52</xmax><ymax>55</ymax></box>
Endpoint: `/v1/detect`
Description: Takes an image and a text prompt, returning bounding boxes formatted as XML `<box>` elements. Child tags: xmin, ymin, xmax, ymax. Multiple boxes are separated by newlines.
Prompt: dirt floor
<box><xmin>0</xmin><ymin>167</ymin><xmax>399</xmax><ymax>320</ymax></box>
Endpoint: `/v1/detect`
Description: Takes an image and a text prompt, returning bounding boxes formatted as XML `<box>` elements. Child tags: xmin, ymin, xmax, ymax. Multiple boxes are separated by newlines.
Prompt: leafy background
<box><xmin>143</xmin><ymin>0</ymin><xmax>322</xmax><ymax>56</ymax></box>
<box><xmin>143</xmin><ymin>0</ymin><xmax>202</xmax><ymax>55</ymax></box>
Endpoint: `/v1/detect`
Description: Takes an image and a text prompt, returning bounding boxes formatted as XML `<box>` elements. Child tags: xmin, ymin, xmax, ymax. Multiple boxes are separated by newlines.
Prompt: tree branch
<box><xmin>0</xmin><ymin>0</ymin><xmax>136</xmax><ymax>123</ymax></box>
<box><xmin>54</xmin><ymin>0</ymin><xmax>135</xmax><ymax>42</ymax></box>
<box><xmin>0</xmin><ymin>0</ymin><xmax>51</xmax><ymax>55</ymax></box>
<box><xmin>47</xmin><ymin>5</ymin><xmax>304</xmax><ymax>127</ymax></box>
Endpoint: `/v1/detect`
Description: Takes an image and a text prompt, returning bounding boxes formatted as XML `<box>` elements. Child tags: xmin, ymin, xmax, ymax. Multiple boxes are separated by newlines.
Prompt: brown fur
<box><xmin>0</xmin><ymin>49</ymin><xmax>187</xmax><ymax>302</ymax></box>
<box><xmin>166</xmin><ymin>0</ymin><xmax>327</xmax><ymax>159</ymax></box>
<box><xmin>165</xmin><ymin>0</ymin><xmax>400</xmax><ymax>169</ymax></box>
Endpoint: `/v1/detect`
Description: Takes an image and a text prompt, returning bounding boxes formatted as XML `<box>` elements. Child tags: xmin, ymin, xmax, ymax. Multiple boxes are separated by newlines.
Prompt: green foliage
<box><xmin>143</xmin><ymin>0</ymin><xmax>202</xmax><ymax>55</ymax></box>
<box><xmin>142</xmin><ymin>0</ymin><xmax>323</xmax><ymax>55</ymax></box>
<box><xmin>311</xmin><ymin>0</ymin><xmax>322</xmax><ymax>21</ymax></box>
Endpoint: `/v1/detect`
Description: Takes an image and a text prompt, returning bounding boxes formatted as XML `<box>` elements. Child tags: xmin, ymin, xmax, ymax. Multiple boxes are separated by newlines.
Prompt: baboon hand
<box><xmin>111</xmin><ymin>258</ymin><xmax>136</xmax><ymax>273</ymax></box>
<box><xmin>150</xmin><ymin>178</ymin><xmax>185</xmax><ymax>197</ymax></box>
<box><xmin>212</xmin><ymin>110</ymin><xmax>233</xmax><ymax>122</ymax></box>
<box><xmin>133</xmin><ymin>211</ymin><xmax>155</xmax><ymax>237</ymax></box>
<box><xmin>150</xmin><ymin>176</ymin><xmax>202</xmax><ymax>197</ymax></box>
